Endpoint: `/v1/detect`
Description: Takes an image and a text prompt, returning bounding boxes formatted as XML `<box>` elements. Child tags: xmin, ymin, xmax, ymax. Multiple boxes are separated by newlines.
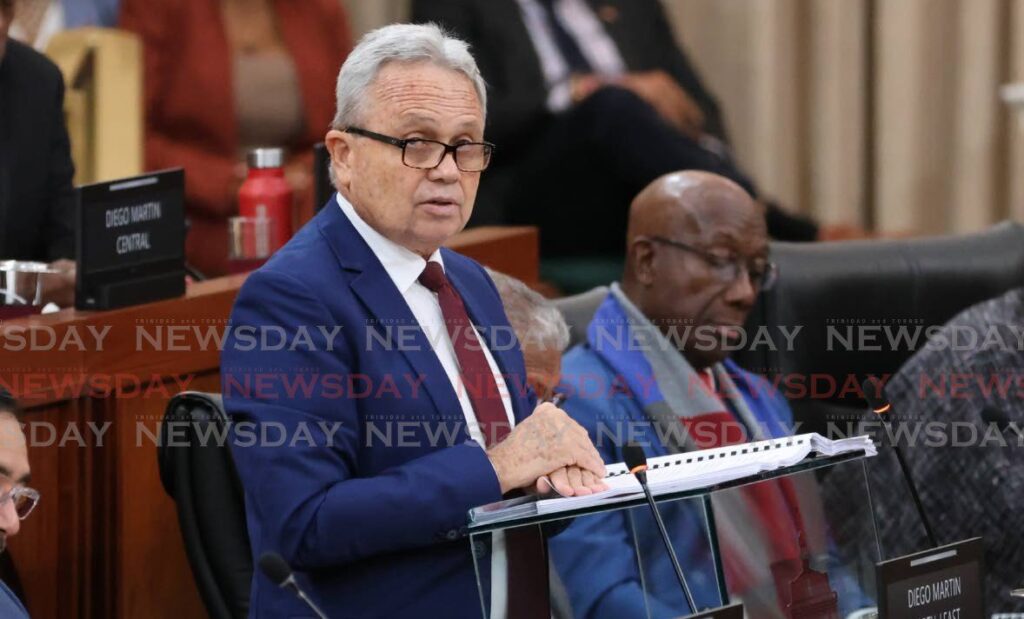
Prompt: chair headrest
<box><xmin>159</xmin><ymin>391</ymin><xmax>228</xmax><ymax>495</ymax></box>
<box><xmin>553</xmin><ymin>285</ymin><xmax>609</xmax><ymax>349</ymax></box>
<box><xmin>552</xmin><ymin>223</ymin><xmax>1024</xmax><ymax>412</ymax></box>
<box><xmin>735</xmin><ymin>221</ymin><xmax>1024</xmax><ymax>405</ymax></box>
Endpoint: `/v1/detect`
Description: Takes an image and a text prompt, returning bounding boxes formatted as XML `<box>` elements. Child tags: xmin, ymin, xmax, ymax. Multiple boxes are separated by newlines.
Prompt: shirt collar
<box><xmin>336</xmin><ymin>193</ymin><xmax>444</xmax><ymax>294</ymax></box>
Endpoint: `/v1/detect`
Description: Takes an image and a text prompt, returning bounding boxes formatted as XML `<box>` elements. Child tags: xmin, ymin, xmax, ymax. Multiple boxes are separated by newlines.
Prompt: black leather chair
<box><xmin>554</xmin><ymin>222</ymin><xmax>1024</xmax><ymax>432</ymax></box>
<box><xmin>159</xmin><ymin>392</ymin><xmax>251</xmax><ymax>619</ymax></box>
<box><xmin>313</xmin><ymin>142</ymin><xmax>332</xmax><ymax>212</ymax></box>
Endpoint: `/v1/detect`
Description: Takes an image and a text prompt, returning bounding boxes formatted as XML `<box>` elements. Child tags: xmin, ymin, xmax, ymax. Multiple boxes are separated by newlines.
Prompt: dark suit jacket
<box><xmin>0</xmin><ymin>40</ymin><xmax>76</xmax><ymax>262</ymax></box>
<box><xmin>223</xmin><ymin>199</ymin><xmax>536</xmax><ymax>617</ymax></box>
<box><xmin>415</xmin><ymin>0</ymin><xmax>820</xmax><ymax>241</ymax></box>
<box><xmin>413</xmin><ymin>0</ymin><xmax>727</xmax><ymax>157</ymax></box>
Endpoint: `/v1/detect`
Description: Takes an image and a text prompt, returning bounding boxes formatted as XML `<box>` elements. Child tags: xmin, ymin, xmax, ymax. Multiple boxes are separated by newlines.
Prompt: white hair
<box><xmin>487</xmin><ymin>269</ymin><xmax>571</xmax><ymax>354</ymax></box>
<box><xmin>331</xmin><ymin>22</ymin><xmax>487</xmax><ymax>130</ymax></box>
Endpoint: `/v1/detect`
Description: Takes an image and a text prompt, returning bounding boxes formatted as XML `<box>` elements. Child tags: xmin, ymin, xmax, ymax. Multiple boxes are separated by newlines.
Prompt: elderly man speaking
<box><xmin>222</xmin><ymin>23</ymin><xmax>606</xmax><ymax>619</ymax></box>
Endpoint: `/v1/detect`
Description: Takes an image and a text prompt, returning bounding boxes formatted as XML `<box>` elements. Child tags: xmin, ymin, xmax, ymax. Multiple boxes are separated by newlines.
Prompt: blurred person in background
<box><xmin>487</xmin><ymin>267</ymin><xmax>569</xmax><ymax>401</ymax></box>
<box><xmin>0</xmin><ymin>0</ymin><xmax>76</xmax><ymax>307</ymax></box>
<box><xmin>414</xmin><ymin>0</ymin><xmax>844</xmax><ymax>258</ymax></box>
<box><xmin>120</xmin><ymin>0</ymin><xmax>352</xmax><ymax>276</ymax></box>
<box><xmin>9</xmin><ymin>0</ymin><xmax>119</xmax><ymax>50</ymax></box>
<box><xmin>846</xmin><ymin>287</ymin><xmax>1024</xmax><ymax>611</ymax></box>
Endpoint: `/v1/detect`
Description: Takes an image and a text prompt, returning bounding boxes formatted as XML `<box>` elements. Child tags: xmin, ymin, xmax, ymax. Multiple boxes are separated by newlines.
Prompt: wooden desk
<box><xmin>0</xmin><ymin>226</ymin><xmax>538</xmax><ymax>618</ymax></box>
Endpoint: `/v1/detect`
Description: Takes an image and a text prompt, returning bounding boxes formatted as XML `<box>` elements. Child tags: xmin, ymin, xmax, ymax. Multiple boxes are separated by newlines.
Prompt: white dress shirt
<box><xmin>515</xmin><ymin>0</ymin><xmax>627</xmax><ymax>112</ymax></box>
<box><xmin>337</xmin><ymin>193</ymin><xmax>513</xmax><ymax>618</ymax></box>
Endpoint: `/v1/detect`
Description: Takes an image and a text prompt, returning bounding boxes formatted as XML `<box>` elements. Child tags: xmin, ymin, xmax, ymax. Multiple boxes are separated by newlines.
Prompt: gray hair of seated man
<box><xmin>330</xmin><ymin>22</ymin><xmax>488</xmax><ymax>132</ymax></box>
<box><xmin>487</xmin><ymin>268</ymin><xmax>570</xmax><ymax>355</ymax></box>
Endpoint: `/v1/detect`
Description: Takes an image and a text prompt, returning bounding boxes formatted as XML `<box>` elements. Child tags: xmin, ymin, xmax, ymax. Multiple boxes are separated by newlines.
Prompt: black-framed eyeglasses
<box><xmin>345</xmin><ymin>127</ymin><xmax>494</xmax><ymax>172</ymax></box>
<box><xmin>645</xmin><ymin>235</ymin><xmax>778</xmax><ymax>291</ymax></box>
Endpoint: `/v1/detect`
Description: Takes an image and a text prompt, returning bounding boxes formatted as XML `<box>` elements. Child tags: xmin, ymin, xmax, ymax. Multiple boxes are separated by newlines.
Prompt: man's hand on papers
<box><xmin>535</xmin><ymin>466</ymin><xmax>609</xmax><ymax>497</ymax></box>
<box><xmin>486</xmin><ymin>402</ymin><xmax>606</xmax><ymax>495</ymax></box>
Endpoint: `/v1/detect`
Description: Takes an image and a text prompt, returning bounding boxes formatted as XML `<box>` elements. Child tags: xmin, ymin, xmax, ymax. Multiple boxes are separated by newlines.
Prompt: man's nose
<box><xmin>724</xmin><ymin>268</ymin><xmax>757</xmax><ymax>306</ymax></box>
<box><xmin>0</xmin><ymin>499</ymin><xmax>20</xmax><ymax>538</ymax></box>
<box><xmin>427</xmin><ymin>150</ymin><xmax>461</xmax><ymax>182</ymax></box>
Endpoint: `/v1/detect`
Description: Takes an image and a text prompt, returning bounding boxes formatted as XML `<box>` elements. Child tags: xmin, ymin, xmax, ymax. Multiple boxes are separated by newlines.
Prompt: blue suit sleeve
<box><xmin>222</xmin><ymin>269</ymin><xmax>504</xmax><ymax>570</ymax></box>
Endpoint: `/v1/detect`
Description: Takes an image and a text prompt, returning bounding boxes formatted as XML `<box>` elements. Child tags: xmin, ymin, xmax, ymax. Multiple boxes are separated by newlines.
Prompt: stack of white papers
<box><xmin>469</xmin><ymin>433</ymin><xmax>875</xmax><ymax>526</ymax></box>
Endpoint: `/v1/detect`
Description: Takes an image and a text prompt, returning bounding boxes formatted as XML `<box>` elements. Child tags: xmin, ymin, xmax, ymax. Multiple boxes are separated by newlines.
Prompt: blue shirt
<box><xmin>0</xmin><ymin>580</ymin><xmax>29</xmax><ymax>618</ymax></box>
<box><xmin>62</xmin><ymin>0</ymin><xmax>120</xmax><ymax>29</ymax></box>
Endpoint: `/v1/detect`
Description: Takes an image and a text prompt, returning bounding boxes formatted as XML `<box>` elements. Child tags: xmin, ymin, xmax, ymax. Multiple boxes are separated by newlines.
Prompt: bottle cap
<box><xmin>247</xmin><ymin>147</ymin><xmax>284</xmax><ymax>169</ymax></box>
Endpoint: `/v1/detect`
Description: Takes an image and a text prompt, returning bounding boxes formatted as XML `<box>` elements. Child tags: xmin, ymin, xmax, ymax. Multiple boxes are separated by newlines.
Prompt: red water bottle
<box><xmin>238</xmin><ymin>147</ymin><xmax>293</xmax><ymax>252</ymax></box>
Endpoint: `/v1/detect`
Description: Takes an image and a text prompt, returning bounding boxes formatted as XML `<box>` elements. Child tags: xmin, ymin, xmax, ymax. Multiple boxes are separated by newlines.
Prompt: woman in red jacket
<box><xmin>121</xmin><ymin>0</ymin><xmax>352</xmax><ymax>276</ymax></box>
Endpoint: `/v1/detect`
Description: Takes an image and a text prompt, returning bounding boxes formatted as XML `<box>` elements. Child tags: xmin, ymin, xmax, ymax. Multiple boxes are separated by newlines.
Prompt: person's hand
<box><xmin>617</xmin><ymin>70</ymin><xmax>705</xmax><ymax>139</ymax></box>
<box><xmin>40</xmin><ymin>259</ymin><xmax>76</xmax><ymax>308</ymax></box>
<box><xmin>535</xmin><ymin>465</ymin><xmax>609</xmax><ymax>497</ymax></box>
<box><xmin>570</xmin><ymin>73</ymin><xmax>604</xmax><ymax>104</ymax></box>
<box><xmin>816</xmin><ymin>223</ymin><xmax>870</xmax><ymax>242</ymax></box>
<box><xmin>486</xmin><ymin>402</ymin><xmax>606</xmax><ymax>495</ymax></box>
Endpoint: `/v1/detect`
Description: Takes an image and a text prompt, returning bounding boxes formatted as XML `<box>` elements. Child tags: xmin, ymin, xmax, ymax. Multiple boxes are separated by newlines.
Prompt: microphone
<box><xmin>258</xmin><ymin>552</ymin><xmax>329</xmax><ymax>619</ymax></box>
<box><xmin>861</xmin><ymin>376</ymin><xmax>938</xmax><ymax>548</ymax></box>
<box><xmin>623</xmin><ymin>443</ymin><xmax>697</xmax><ymax>614</ymax></box>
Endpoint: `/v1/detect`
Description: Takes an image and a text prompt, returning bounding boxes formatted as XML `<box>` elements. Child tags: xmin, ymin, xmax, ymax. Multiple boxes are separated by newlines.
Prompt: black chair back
<box><xmin>735</xmin><ymin>221</ymin><xmax>1024</xmax><ymax>429</ymax></box>
<box><xmin>159</xmin><ymin>392</ymin><xmax>252</xmax><ymax>619</ymax></box>
<box><xmin>314</xmin><ymin>142</ymin><xmax>333</xmax><ymax>211</ymax></box>
<box><xmin>554</xmin><ymin>222</ymin><xmax>1024</xmax><ymax>431</ymax></box>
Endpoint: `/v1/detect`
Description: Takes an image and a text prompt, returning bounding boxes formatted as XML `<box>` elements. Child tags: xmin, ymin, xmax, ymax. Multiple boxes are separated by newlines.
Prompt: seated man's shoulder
<box><xmin>561</xmin><ymin>342</ymin><xmax>607</xmax><ymax>374</ymax></box>
<box><xmin>4</xmin><ymin>39</ymin><xmax>62</xmax><ymax>91</ymax></box>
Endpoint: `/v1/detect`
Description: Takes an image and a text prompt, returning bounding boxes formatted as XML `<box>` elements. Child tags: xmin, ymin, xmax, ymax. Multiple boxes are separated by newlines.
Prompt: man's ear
<box><xmin>325</xmin><ymin>129</ymin><xmax>354</xmax><ymax>190</ymax></box>
<box><xmin>630</xmin><ymin>239</ymin><xmax>657</xmax><ymax>286</ymax></box>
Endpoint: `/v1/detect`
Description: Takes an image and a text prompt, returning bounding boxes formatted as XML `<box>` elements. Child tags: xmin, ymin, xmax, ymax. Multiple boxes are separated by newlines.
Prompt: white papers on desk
<box><xmin>468</xmin><ymin>434</ymin><xmax>876</xmax><ymax>527</ymax></box>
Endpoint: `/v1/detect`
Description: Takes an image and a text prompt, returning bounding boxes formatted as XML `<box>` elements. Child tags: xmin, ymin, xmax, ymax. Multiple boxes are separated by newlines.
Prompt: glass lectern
<box><xmin>468</xmin><ymin>453</ymin><xmax>881</xmax><ymax>619</ymax></box>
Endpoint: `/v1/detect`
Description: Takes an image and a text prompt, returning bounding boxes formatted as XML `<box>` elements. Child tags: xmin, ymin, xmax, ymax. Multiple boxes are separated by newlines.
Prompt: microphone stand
<box><xmin>625</xmin><ymin>444</ymin><xmax>697</xmax><ymax>614</ymax></box>
<box><xmin>862</xmin><ymin>377</ymin><xmax>938</xmax><ymax>548</ymax></box>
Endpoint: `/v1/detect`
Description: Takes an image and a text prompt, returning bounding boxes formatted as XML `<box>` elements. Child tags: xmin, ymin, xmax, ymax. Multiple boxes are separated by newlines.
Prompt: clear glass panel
<box><xmin>469</xmin><ymin>454</ymin><xmax>880</xmax><ymax>619</ymax></box>
<box><xmin>709</xmin><ymin>458</ymin><xmax>880</xmax><ymax>617</ymax></box>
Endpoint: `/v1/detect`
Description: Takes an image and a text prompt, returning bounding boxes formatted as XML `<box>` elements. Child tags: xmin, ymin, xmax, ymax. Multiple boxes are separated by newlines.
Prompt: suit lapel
<box><xmin>317</xmin><ymin>205</ymin><xmax>465</xmax><ymax>431</ymax></box>
<box><xmin>497</xmin><ymin>0</ymin><xmax>548</xmax><ymax>97</ymax></box>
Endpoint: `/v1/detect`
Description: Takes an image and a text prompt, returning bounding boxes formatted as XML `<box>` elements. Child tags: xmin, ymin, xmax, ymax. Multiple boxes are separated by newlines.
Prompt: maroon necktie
<box><xmin>418</xmin><ymin>262</ymin><xmax>550</xmax><ymax>618</ymax></box>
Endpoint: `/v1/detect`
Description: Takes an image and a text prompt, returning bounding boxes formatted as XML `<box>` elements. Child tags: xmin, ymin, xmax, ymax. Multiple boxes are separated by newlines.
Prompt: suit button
<box><xmin>445</xmin><ymin>529</ymin><xmax>459</xmax><ymax>540</ymax></box>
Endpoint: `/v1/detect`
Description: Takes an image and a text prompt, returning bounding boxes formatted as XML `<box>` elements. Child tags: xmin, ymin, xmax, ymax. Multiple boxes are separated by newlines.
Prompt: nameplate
<box><xmin>877</xmin><ymin>537</ymin><xmax>984</xmax><ymax>619</ymax></box>
<box><xmin>682</xmin><ymin>603</ymin><xmax>743</xmax><ymax>618</ymax></box>
<box><xmin>76</xmin><ymin>169</ymin><xmax>185</xmax><ymax>310</ymax></box>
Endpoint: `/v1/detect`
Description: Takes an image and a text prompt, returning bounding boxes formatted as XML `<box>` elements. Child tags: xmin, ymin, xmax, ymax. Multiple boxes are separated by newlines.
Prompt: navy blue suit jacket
<box><xmin>222</xmin><ymin>200</ymin><xmax>535</xmax><ymax>618</ymax></box>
